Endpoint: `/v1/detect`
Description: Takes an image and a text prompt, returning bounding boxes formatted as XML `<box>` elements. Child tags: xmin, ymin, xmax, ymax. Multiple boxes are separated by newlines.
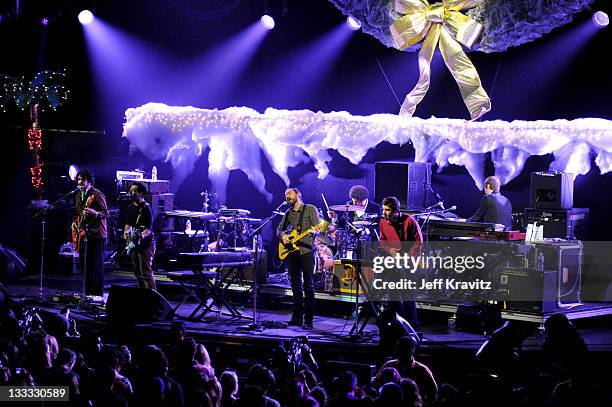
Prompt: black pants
<box><xmin>79</xmin><ymin>237</ymin><xmax>105</xmax><ymax>296</ymax></box>
<box><xmin>286</xmin><ymin>251</ymin><xmax>316</xmax><ymax>322</ymax></box>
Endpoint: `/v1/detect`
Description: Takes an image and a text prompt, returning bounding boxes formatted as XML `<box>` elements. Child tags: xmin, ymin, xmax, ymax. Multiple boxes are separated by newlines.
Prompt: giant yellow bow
<box><xmin>390</xmin><ymin>0</ymin><xmax>490</xmax><ymax>120</ymax></box>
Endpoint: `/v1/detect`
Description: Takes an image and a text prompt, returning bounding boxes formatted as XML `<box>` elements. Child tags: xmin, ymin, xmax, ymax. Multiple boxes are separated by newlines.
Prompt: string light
<box><xmin>0</xmin><ymin>69</ymin><xmax>70</xmax><ymax>112</ymax></box>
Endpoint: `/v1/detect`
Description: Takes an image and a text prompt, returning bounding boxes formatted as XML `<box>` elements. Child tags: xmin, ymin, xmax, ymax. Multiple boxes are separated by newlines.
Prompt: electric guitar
<box><xmin>71</xmin><ymin>194</ymin><xmax>96</xmax><ymax>252</ymax></box>
<box><xmin>278</xmin><ymin>221</ymin><xmax>328</xmax><ymax>260</ymax></box>
<box><xmin>125</xmin><ymin>226</ymin><xmax>146</xmax><ymax>255</ymax></box>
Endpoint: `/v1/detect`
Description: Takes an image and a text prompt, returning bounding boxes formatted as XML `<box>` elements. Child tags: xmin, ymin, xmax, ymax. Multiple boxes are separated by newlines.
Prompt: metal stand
<box><xmin>81</xmin><ymin>235</ymin><xmax>88</xmax><ymax>297</ymax></box>
<box><xmin>237</xmin><ymin>202</ymin><xmax>286</xmax><ymax>331</ymax></box>
<box><xmin>33</xmin><ymin>188</ymin><xmax>81</xmax><ymax>300</ymax></box>
<box><xmin>346</xmin><ymin>239</ymin><xmax>380</xmax><ymax>340</ymax></box>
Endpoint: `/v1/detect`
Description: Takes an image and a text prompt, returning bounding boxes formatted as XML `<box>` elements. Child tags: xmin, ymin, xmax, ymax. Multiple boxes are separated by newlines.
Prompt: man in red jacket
<box><xmin>379</xmin><ymin>196</ymin><xmax>423</xmax><ymax>329</ymax></box>
<box><xmin>380</xmin><ymin>196</ymin><xmax>422</xmax><ymax>255</ymax></box>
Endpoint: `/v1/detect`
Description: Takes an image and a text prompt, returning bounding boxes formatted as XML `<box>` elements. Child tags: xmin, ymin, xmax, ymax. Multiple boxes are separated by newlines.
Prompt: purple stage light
<box><xmin>78</xmin><ymin>10</ymin><xmax>94</xmax><ymax>25</ymax></box>
<box><xmin>260</xmin><ymin>14</ymin><xmax>275</xmax><ymax>30</ymax></box>
<box><xmin>593</xmin><ymin>11</ymin><xmax>609</xmax><ymax>28</ymax></box>
<box><xmin>41</xmin><ymin>17</ymin><xmax>49</xmax><ymax>26</ymax></box>
<box><xmin>346</xmin><ymin>16</ymin><xmax>361</xmax><ymax>31</ymax></box>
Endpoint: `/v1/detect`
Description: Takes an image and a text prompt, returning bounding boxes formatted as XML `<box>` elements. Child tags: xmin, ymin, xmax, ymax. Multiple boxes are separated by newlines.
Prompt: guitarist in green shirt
<box><xmin>277</xmin><ymin>188</ymin><xmax>320</xmax><ymax>329</ymax></box>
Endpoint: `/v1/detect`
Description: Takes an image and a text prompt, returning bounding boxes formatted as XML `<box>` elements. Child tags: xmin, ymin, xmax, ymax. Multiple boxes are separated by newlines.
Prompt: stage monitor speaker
<box><xmin>106</xmin><ymin>285</ymin><xmax>173</xmax><ymax>325</ymax></box>
<box><xmin>0</xmin><ymin>244</ymin><xmax>26</xmax><ymax>285</ymax></box>
<box><xmin>524</xmin><ymin>208</ymin><xmax>589</xmax><ymax>240</ymax></box>
<box><xmin>530</xmin><ymin>172</ymin><xmax>573</xmax><ymax>209</ymax></box>
<box><xmin>375</xmin><ymin>161</ymin><xmax>433</xmax><ymax>210</ymax></box>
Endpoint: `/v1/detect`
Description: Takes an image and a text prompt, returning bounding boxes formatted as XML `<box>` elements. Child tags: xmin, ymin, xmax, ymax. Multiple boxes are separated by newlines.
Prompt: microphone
<box><xmin>276</xmin><ymin>201</ymin><xmax>288</xmax><ymax>211</ymax></box>
<box><xmin>440</xmin><ymin>205</ymin><xmax>457</xmax><ymax>213</ymax></box>
<box><xmin>426</xmin><ymin>201</ymin><xmax>444</xmax><ymax>210</ymax></box>
<box><xmin>68</xmin><ymin>187</ymin><xmax>82</xmax><ymax>195</ymax></box>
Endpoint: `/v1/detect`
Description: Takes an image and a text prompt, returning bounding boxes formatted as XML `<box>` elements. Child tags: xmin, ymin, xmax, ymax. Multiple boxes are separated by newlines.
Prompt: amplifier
<box><xmin>147</xmin><ymin>193</ymin><xmax>174</xmax><ymax>232</ymax></box>
<box><xmin>530</xmin><ymin>172</ymin><xmax>573</xmax><ymax>209</ymax></box>
<box><xmin>524</xmin><ymin>208</ymin><xmax>589</xmax><ymax>239</ymax></box>
<box><xmin>122</xmin><ymin>179</ymin><xmax>170</xmax><ymax>194</ymax></box>
<box><xmin>498</xmin><ymin>268</ymin><xmax>557</xmax><ymax>313</ymax></box>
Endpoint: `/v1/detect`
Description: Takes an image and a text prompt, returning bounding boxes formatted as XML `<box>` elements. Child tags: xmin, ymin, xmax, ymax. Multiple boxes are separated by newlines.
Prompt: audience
<box><xmin>1</xmin><ymin>304</ymin><xmax>610</xmax><ymax>407</ymax></box>
<box><xmin>375</xmin><ymin>336</ymin><xmax>438</xmax><ymax>405</ymax></box>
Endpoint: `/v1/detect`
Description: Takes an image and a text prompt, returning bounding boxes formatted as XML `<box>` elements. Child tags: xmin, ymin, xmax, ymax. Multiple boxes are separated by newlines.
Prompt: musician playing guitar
<box><xmin>123</xmin><ymin>182</ymin><xmax>156</xmax><ymax>290</ymax></box>
<box><xmin>73</xmin><ymin>170</ymin><xmax>109</xmax><ymax>298</ymax></box>
<box><xmin>277</xmin><ymin>187</ymin><xmax>320</xmax><ymax>329</ymax></box>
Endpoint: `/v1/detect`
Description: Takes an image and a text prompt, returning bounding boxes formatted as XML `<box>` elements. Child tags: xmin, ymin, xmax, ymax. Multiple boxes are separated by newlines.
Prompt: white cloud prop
<box><xmin>123</xmin><ymin>103</ymin><xmax>612</xmax><ymax>201</ymax></box>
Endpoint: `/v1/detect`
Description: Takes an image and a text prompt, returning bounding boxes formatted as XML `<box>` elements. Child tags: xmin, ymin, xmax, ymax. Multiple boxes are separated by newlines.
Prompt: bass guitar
<box><xmin>278</xmin><ymin>221</ymin><xmax>328</xmax><ymax>260</ymax></box>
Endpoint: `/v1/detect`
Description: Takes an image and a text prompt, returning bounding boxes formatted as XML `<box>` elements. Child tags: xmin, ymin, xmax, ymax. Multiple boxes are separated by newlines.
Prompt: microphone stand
<box><xmin>33</xmin><ymin>188</ymin><xmax>81</xmax><ymax>300</ymax></box>
<box><xmin>238</xmin><ymin>202</ymin><xmax>286</xmax><ymax>331</ymax></box>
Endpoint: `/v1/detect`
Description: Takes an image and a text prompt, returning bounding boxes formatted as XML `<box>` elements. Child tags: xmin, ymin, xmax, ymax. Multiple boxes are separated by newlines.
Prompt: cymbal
<box><xmin>316</xmin><ymin>234</ymin><xmax>334</xmax><ymax>246</ymax></box>
<box><xmin>329</xmin><ymin>204</ymin><xmax>364</xmax><ymax>212</ymax></box>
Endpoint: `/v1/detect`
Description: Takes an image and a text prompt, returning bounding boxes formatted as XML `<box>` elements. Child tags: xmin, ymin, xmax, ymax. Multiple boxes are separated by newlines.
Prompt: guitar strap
<box><xmin>135</xmin><ymin>204</ymin><xmax>144</xmax><ymax>226</ymax></box>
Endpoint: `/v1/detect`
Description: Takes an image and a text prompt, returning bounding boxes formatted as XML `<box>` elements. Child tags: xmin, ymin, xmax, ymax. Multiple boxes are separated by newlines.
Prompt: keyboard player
<box><xmin>468</xmin><ymin>176</ymin><xmax>512</xmax><ymax>229</ymax></box>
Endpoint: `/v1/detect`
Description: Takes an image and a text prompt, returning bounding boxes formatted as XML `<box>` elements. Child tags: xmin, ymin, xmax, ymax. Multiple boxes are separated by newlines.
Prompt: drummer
<box><xmin>327</xmin><ymin>185</ymin><xmax>381</xmax><ymax>239</ymax></box>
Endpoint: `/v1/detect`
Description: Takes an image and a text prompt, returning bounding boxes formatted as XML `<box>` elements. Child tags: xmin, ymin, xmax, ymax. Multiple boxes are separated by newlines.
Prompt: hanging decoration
<box><xmin>1</xmin><ymin>70</ymin><xmax>70</xmax><ymax>198</ymax></box>
<box><xmin>328</xmin><ymin>0</ymin><xmax>595</xmax><ymax>52</ymax></box>
<box><xmin>328</xmin><ymin>0</ymin><xmax>595</xmax><ymax>119</ymax></box>
<box><xmin>389</xmin><ymin>0</ymin><xmax>490</xmax><ymax>120</ymax></box>
<box><xmin>0</xmin><ymin>69</ymin><xmax>70</xmax><ymax>112</ymax></box>
<box><xmin>123</xmin><ymin>103</ymin><xmax>612</xmax><ymax>202</ymax></box>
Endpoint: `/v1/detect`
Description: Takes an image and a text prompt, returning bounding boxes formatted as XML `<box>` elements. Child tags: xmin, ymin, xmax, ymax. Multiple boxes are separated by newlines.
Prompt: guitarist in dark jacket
<box><xmin>124</xmin><ymin>182</ymin><xmax>157</xmax><ymax>290</ymax></box>
<box><xmin>277</xmin><ymin>188</ymin><xmax>320</xmax><ymax>329</ymax></box>
<box><xmin>74</xmin><ymin>170</ymin><xmax>109</xmax><ymax>298</ymax></box>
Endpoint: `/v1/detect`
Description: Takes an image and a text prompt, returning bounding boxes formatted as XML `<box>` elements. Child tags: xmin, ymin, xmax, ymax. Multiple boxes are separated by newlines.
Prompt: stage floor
<box><xmin>6</xmin><ymin>269</ymin><xmax>612</xmax><ymax>354</ymax></box>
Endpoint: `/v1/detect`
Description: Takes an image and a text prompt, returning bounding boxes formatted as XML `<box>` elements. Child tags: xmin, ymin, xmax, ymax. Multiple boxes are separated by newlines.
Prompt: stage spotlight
<box><xmin>68</xmin><ymin>164</ymin><xmax>80</xmax><ymax>181</ymax></box>
<box><xmin>78</xmin><ymin>10</ymin><xmax>94</xmax><ymax>25</ymax></box>
<box><xmin>592</xmin><ymin>11</ymin><xmax>609</xmax><ymax>28</ymax></box>
<box><xmin>260</xmin><ymin>14</ymin><xmax>275</xmax><ymax>30</ymax></box>
<box><xmin>346</xmin><ymin>16</ymin><xmax>362</xmax><ymax>31</ymax></box>
<box><xmin>41</xmin><ymin>17</ymin><xmax>49</xmax><ymax>26</ymax></box>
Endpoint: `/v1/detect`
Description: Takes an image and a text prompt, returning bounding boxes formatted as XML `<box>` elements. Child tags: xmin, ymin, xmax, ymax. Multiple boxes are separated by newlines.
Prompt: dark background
<box><xmin>1</xmin><ymin>0</ymin><xmax>610</xmax><ymax>267</ymax></box>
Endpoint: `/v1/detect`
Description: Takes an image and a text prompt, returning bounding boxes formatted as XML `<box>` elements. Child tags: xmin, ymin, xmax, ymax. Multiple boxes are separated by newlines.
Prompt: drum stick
<box><xmin>321</xmin><ymin>193</ymin><xmax>330</xmax><ymax>212</ymax></box>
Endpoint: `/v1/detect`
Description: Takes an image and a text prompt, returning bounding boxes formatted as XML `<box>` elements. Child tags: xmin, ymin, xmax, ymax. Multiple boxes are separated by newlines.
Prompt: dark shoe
<box><xmin>302</xmin><ymin>320</ymin><xmax>313</xmax><ymax>329</ymax></box>
<box><xmin>287</xmin><ymin>317</ymin><xmax>303</xmax><ymax>327</ymax></box>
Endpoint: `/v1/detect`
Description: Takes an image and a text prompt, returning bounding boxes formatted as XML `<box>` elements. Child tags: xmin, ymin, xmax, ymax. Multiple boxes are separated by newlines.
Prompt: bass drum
<box><xmin>314</xmin><ymin>240</ymin><xmax>335</xmax><ymax>273</ymax></box>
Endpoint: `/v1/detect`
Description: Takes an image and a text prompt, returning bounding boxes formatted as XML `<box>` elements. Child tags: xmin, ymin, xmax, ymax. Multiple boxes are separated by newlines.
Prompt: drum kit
<box><xmin>313</xmin><ymin>203</ymin><xmax>379</xmax><ymax>277</ymax></box>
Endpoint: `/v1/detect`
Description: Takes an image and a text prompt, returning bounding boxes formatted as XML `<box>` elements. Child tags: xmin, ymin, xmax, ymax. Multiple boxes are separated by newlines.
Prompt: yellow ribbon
<box><xmin>390</xmin><ymin>0</ymin><xmax>491</xmax><ymax>120</ymax></box>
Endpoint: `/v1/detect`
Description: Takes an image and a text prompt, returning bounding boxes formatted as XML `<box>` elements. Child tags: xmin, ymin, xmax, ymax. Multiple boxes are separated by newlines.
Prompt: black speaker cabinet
<box><xmin>535</xmin><ymin>242</ymin><xmax>582</xmax><ymax>304</ymax></box>
<box><xmin>147</xmin><ymin>193</ymin><xmax>174</xmax><ymax>232</ymax></box>
<box><xmin>106</xmin><ymin>285</ymin><xmax>173</xmax><ymax>325</ymax></box>
<box><xmin>524</xmin><ymin>208</ymin><xmax>589</xmax><ymax>239</ymax></box>
<box><xmin>499</xmin><ymin>268</ymin><xmax>557</xmax><ymax>314</ymax></box>
<box><xmin>375</xmin><ymin>161</ymin><xmax>433</xmax><ymax>210</ymax></box>
<box><xmin>530</xmin><ymin>172</ymin><xmax>573</xmax><ymax>209</ymax></box>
